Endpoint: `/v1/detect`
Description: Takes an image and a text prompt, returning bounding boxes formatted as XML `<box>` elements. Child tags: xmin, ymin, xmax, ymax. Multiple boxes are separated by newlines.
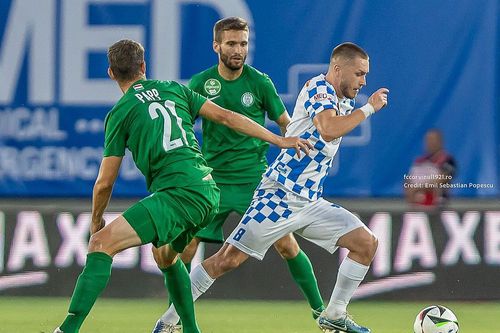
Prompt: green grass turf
<box><xmin>0</xmin><ymin>297</ymin><xmax>498</xmax><ymax>333</ymax></box>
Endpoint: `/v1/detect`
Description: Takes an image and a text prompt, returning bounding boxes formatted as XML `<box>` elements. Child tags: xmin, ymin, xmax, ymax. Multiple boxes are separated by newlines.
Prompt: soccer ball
<box><xmin>413</xmin><ymin>305</ymin><xmax>459</xmax><ymax>333</ymax></box>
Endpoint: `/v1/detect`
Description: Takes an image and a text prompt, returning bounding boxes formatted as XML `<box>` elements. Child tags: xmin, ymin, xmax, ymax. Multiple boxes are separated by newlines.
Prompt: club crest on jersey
<box><xmin>241</xmin><ymin>92</ymin><xmax>255</xmax><ymax>107</ymax></box>
<box><xmin>204</xmin><ymin>79</ymin><xmax>221</xmax><ymax>96</ymax></box>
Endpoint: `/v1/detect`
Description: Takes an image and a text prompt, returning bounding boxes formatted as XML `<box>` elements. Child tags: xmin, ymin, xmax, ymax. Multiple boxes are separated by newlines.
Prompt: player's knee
<box><xmin>361</xmin><ymin>233</ymin><xmax>378</xmax><ymax>260</ymax></box>
<box><xmin>180</xmin><ymin>239</ymin><xmax>199</xmax><ymax>263</ymax></box>
<box><xmin>158</xmin><ymin>255</ymin><xmax>177</xmax><ymax>268</ymax></box>
<box><xmin>274</xmin><ymin>238</ymin><xmax>300</xmax><ymax>259</ymax></box>
<box><xmin>151</xmin><ymin>246</ymin><xmax>177</xmax><ymax>269</ymax></box>
<box><xmin>88</xmin><ymin>232</ymin><xmax>111</xmax><ymax>254</ymax></box>
<box><xmin>368</xmin><ymin>234</ymin><xmax>378</xmax><ymax>258</ymax></box>
<box><xmin>219</xmin><ymin>255</ymin><xmax>241</xmax><ymax>272</ymax></box>
<box><xmin>215</xmin><ymin>248</ymin><xmax>244</xmax><ymax>273</ymax></box>
<box><xmin>350</xmin><ymin>231</ymin><xmax>377</xmax><ymax>261</ymax></box>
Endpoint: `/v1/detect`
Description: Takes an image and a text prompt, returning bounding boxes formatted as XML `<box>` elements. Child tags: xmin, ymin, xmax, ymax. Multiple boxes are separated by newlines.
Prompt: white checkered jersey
<box><xmin>263</xmin><ymin>73</ymin><xmax>355</xmax><ymax>200</ymax></box>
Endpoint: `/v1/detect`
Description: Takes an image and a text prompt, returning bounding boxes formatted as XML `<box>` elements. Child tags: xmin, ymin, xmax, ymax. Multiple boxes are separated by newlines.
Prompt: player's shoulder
<box><xmin>105</xmin><ymin>99</ymin><xmax>127</xmax><ymax>126</ymax></box>
<box><xmin>244</xmin><ymin>65</ymin><xmax>278</xmax><ymax>95</ymax></box>
<box><xmin>244</xmin><ymin>64</ymin><xmax>273</xmax><ymax>82</ymax></box>
<box><xmin>190</xmin><ymin>66</ymin><xmax>218</xmax><ymax>83</ymax></box>
<box><xmin>110</xmin><ymin>88</ymin><xmax>138</xmax><ymax>115</ymax></box>
<box><xmin>189</xmin><ymin>65</ymin><xmax>219</xmax><ymax>93</ymax></box>
<box><xmin>148</xmin><ymin>79</ymin><xmax>192</xmax><ymax>97</ymax></box>
<box><xmin>307</xmin><ymin>73</ymin><xmax>329</xmax><ymax>88</ymax></box>
<box><xmin>147</xmin><ymin>79</ymin><xmax>183</xmax><ymax>89</ymax></box>
<box><xmin>306</xmin><ymin>74</ymin><xmax>337</xmax><ymax>96</ymax></box>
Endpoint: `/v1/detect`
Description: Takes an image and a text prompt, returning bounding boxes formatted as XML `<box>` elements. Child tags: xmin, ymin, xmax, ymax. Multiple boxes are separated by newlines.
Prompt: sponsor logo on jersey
<box><xmin>241</xmin><ymin>92</ymin><xmax>255</xmax><ymax>107</ymax></box>
<box><xmin>133</xmin><ymin>83</ymin><xmax>144</xmax><ymax>91</ymax></box>
<box><xmin>204</xmin><ymin>79</ymin><xmax>221</xmax><ymax>96</ymax></box>
<box><xmin>314</xmin><ymin>93</ymin><xmax>328</xmax><ymax>101</ymax></box>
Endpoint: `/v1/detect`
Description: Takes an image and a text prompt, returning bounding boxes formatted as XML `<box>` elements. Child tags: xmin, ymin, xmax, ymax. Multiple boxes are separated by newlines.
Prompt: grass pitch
<box><xmin>1</xmin><ymin>297</ymin><xmax>498</xmax><ymax>332</ymax></box>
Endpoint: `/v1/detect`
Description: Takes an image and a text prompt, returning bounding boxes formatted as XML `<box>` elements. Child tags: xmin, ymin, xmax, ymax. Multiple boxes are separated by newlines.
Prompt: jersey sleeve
<box><xmin>187</xmin><ymin>76</ymin><xmax>202</xmax><ymax>94</ymax></box>
<box><xmin>103</xmin><ymin>111</ymin><xmax>127</xmax><ymax>157</ymax></box>
<box><xmin>182</xmin><ymin>84</ymin><xmax>207</xmax><ymax>118</ymax></box>
<box><xmin>261</xmin><ymin>75</ymin><xmax>286</xmax><ymax>121</ymax></box>
<box><xmin>303</xmin><ymin>79</ymin><xmax>337</xmax><ymax>120</ymax></box>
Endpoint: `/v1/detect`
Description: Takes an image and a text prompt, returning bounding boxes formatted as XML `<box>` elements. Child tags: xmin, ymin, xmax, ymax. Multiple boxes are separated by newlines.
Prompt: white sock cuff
<box><xmin>191</xmin><ymin>264</ymin><xmax>215</xmax><ymax>294</ymax></box>
<box><xmin>339</xmin><ymin>257</ymin><xmax>369</xmax><ymax>281</ymax></box>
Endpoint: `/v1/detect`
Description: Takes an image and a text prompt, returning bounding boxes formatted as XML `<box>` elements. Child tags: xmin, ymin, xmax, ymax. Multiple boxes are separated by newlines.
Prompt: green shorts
<box><xmin>123</xmin><ymin>181</ymin><xmax>220</xmax><ymax>253</ymax></box>
<box><xmin>195</xmin><ymin>181</ymin><xmax>259</xmax><ymax>243</ymax></box>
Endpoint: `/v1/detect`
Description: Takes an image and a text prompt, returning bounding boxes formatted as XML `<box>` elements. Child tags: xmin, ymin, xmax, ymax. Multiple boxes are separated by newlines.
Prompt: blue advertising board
<box><xmin>0</xmin><ymin>0</ymin><xmax>498</xmax><ymax>197</ymax></box>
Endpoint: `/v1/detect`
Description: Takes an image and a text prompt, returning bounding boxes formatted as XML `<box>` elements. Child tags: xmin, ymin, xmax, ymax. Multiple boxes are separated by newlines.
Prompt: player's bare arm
<box><xmin>91</xmin><ymin>156</ymin><xmax>122</xmax><ymax>234</ymax></box>
<box><xmin>199</xmin><ymin>100</ymin><xmax>312</xmax><ymax>157</ymax></box>
<box><xmin>314</xmin><ymin>88</ymin><xmax>389</xmax><ymax>142</ymax></box>
<box><xmin>275</xmin><ymin>111</ymin><xmax>291</xmax><ymax>135</ymax></box>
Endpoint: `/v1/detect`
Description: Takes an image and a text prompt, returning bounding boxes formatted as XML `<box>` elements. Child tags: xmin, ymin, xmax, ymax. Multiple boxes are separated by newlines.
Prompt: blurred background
<box><xmin>0</xmin><ymin>0</ymin><xmax>499</xmax><ymax>332</ymax></box>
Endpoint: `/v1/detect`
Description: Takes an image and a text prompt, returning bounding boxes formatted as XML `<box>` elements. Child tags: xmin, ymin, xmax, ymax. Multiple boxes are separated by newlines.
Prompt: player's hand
<box><xmin>279</xmin><ymin>137</ymin><xmax>313</xmax><ymax>158</ymax></box>
<box><xmin>90</xmin><ymin>217</ymin><xmax>106</xmax><ymax>235</ymax></box>
<box><xmin>368</xmin><ymin>88</ymin><xmax>389</xmax><ymax>112</ymax></box>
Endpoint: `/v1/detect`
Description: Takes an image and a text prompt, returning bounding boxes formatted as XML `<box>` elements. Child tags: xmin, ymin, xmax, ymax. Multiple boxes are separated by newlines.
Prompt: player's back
<box><xmin>104</xmin><ymin>79</ymin><xmax>211</xmax><ymax>192</ymax></box>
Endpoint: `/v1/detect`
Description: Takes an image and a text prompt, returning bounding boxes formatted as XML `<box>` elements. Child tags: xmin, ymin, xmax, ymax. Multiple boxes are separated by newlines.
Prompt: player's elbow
<box><xmin>218</xmin><ymin>113</ymin><xmax>232</xmax><ymax>127</ymax></box>
<box><xmin>201</xmin><ymin>101</ymin><xmax>231</xmax><ymax>126</ymax></box>
<box><xmin>317</xmin><ymin>128</ymin><xmax>340</xmax><ymax>142</ymax></box>
<box><xmin>321</xmin><ymin>134</ymin><xmax>336</xmax><ymax>142</ymax></box>
<box><xmin>212</xmin><ymin>109</ymin><xmax>231</xmax><ymax>127</ymax></box>
<box><xmin>93</xmin><ymin>179</ymin><xmax>113</xmax><ymax>194</ymax></box>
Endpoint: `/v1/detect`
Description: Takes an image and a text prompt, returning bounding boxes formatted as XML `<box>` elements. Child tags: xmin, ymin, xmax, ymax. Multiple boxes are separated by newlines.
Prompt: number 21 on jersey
<box><xmin>148</xmin><ymin>100</ymin><xmax>188</xmax><ymax>152</ymax></box>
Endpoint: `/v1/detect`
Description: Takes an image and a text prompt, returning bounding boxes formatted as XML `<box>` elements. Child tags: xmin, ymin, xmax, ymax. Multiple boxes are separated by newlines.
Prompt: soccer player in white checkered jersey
<box><xmin>159</xmin><ymin>42</ymin><xmax>389</xmax><ymax>333</ymax></box>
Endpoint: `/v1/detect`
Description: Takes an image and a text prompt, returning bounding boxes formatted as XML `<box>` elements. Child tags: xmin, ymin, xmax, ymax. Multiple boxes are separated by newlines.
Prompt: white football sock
<box><xmin>325</xmin><ymin>256</ymin><xmax>369</xmax><ymax>319</ymax></box>
<box><xmin>160</xmin><ymin>264</ymin><xmax>215</xmax><ymax>324</ymax></box>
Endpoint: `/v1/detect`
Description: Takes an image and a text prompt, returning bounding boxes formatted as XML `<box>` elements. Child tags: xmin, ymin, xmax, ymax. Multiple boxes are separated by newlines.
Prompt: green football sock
<box><xmin>161</xmin><ymin>260</ymin><xmax>199</xmax><ymax>333</ymax></box>
<box><xmin>166</xmin><ymin>261</ymin><xmax>191</xmax><ymax>325</ymax></box>
<box><xmin>60</xmin><ymin>252</ymin><xmax>112</xmax><ymax>333</ymax></box>
<box><xmin>286</xmin><ymin>250</ymin><xmax>325</xmax><ymax>319</ymax></box>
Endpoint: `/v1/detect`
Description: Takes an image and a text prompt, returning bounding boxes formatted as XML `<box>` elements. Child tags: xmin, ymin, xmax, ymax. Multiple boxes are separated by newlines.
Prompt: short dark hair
<box><xmin>213</xmin><ymin>17</ymin><xmax>249</xmax><ymax>43</ymax></box>
<box><xmin>331</xmin><ymin>42</ymin><xmax>369</xmax><ymax>62</ymax></box>
<box><xmin>107</xmin><ymin>39</ymin><xmax>144</xmax><ymax>82</ymax></box>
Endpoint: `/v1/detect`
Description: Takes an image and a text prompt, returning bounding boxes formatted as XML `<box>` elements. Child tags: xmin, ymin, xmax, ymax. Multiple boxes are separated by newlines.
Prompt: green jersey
<box><xmin>103</xmin><ymin>79</ymin><xmax>212</xmax><ymax>192</ymax></box>
<box><xmin>189</xmin><ymin>64</ymin><xmax>286</xmax><ymax>184</ymax></box>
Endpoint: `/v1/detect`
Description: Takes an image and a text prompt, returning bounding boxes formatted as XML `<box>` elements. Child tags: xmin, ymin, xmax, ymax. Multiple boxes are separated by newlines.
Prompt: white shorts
<box><xmin>226</xmin><ymin>180</ymin><xmax>364</xmax><ymax>260</ymax></box>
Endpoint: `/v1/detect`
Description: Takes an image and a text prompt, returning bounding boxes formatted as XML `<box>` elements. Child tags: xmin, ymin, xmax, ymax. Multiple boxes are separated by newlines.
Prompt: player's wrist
<box><xmin>272</xmin><ymin>134</ymin><xmax>283</xmax><ymax>147</ymax></box>
<box><xmin>360</xmin><ymin>103</ymin><xmax>375</xmax><ymax>118</ymax></box>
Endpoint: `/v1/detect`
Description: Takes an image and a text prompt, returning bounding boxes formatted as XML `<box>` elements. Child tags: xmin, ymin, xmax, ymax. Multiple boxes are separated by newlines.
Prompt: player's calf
<box><xmin>204</xmin><ymin>243</ymin><xmax>249</xmax><ymax>278</ymax></box>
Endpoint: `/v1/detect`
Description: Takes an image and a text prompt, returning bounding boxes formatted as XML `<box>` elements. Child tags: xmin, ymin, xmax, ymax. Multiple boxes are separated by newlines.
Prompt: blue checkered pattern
<box><xmin>241</xmin><ymin>188</ymin><xmax>292</xmax><ymax>225</ymax></box>
<box><xmin>263</xmin><ymin>73</ymin><xmax>354</xmax><ymax>200</ymax></box>
<box><xmin>303</xmin><ymin>74</ymin><xmax>337</xmax><ymax>119</ymax></box>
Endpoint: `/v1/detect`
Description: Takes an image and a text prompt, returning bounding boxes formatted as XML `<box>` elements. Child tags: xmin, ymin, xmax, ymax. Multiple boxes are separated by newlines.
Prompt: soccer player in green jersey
<box><xmin>154</xmin><ymin>17</ymin><xmax>324</xmax><ymax>333</ymax></box>
<box><xmin>53</xmin><ymin>39</ymin><xmax>310</xmax><ymax>333</ymax></box>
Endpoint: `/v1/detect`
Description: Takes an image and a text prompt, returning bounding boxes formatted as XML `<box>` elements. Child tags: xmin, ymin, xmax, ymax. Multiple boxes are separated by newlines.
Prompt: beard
<box><xmin>220</xmin><ymin>51</ymin><xmax>246</xmax><ymax>71</ymax></box>
<box><xmin>340</xmin><ymin>81</ymin><xmax>357</xmax><ymax>99</ymax></box>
